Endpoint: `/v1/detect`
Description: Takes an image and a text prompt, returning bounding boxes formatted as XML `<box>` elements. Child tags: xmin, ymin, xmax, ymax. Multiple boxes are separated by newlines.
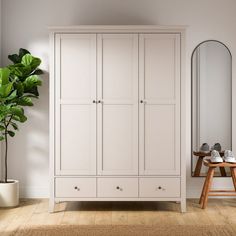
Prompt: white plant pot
<box><xmin>0</xmin><ymin>180</ymin><xmax>19</xmax><ymax>207</ymax></box>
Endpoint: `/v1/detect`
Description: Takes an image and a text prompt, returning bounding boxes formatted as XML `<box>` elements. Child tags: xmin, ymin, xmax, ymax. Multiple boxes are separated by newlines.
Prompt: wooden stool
<box><xmin>199</xmin><ymin>159</ymin><xmax>236</xmax><ymax>209</ymax></box>
<box><xmin>193</xmin><ymin>151</ymin><xmax>226</xmax><ymax>177</ymax></box>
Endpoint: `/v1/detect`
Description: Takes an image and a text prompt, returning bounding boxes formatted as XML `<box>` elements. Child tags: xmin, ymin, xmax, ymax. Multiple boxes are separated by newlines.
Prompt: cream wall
<box><xmin>1</xmin><ymin>0</ymin><xmax>236</xmax><ymax>198</ymax></box>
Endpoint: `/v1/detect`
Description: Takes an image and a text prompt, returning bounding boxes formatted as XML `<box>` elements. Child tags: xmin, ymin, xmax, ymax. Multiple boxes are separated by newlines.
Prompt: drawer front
<box><xmin>55</xmin><ymin>178</ymin><xmax>96</xmax><ymax>198</ymax></box>
<box><xmin>97</xmin><ymin>178</ymin><xmax>138</xmax><ymax>198</ymax></box>
<box><xmin>139</xmin><ymin>178</ymin><xmax>180</xmax><ymax>198</ymax></box>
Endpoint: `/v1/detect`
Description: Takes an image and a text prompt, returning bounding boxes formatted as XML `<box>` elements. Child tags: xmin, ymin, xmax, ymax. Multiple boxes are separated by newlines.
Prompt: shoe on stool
<box><xmin>210</xmin><ymin>150</ymin><xmax>223</xmax><ymax>163</ymax></box>
<box><xmin>211</xmin><ymin>143</ymin><xmax>222</xmax><ymax>152</ymax></box>
<box><xmin>199</xmin><ymin>143</ymin><xmax>210</xmax><ymax>153</ymax></box>
<box><xmin>224</xmin><ymin>150</ymin><xmax>236</xmax><ymax>163</ymax></box>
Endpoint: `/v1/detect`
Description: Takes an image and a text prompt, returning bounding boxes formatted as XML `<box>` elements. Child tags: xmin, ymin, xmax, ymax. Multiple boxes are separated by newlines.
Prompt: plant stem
<box><xmin>3</xmin><ymin>115</ymin><xmax>12</xmax><ymax>183</ymax></box>
<box><xmin>6</xmin><ymin>115</ymin><xmax>13</xmax><ymax>127</ymax></box>
<box><xmin>4</xmin><ymin>128</ymin><xmax>8</xmax><ymax>183</ymax></box>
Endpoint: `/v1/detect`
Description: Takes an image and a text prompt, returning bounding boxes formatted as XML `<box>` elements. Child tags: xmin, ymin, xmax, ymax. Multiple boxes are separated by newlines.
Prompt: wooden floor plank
<box><xmin>0</xmin><ymin>198</ymin><xmax>236</xmax><ymax>235</ymax></box>
<box><xmin>1</xmin><ymin>199</ymin><xmax>40</xmax><ymax>235</ymax></box>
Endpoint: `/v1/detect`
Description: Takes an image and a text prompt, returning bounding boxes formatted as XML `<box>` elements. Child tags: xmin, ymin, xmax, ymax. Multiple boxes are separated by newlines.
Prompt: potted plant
<box><xmin>0</xmin><ymin>48</ymin><xmax>43</xmax><ymax>207</ymax></box>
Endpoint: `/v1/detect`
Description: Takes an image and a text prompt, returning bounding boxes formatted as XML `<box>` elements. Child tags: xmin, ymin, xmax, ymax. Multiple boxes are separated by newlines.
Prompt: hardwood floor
<box><xmin>0</xmin><ymin>199</ymin><xmax>236</xmax><ymax>234</ymax></box>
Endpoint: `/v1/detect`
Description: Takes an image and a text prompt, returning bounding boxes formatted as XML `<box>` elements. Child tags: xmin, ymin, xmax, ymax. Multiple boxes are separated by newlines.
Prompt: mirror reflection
<box><xmin>191</xmin><ymin>40</ymin><xmax>232</xmax><ymax>177</ymax></box>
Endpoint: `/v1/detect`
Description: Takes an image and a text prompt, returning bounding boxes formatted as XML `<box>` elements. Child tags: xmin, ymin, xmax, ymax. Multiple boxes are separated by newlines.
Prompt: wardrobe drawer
<box><xmin>55</xmin><ymin>178</ymin><xmax>96</xmax><ymax>198</ymax></box>
<box><xmin>97</xmin><ymin>178</ymin><xmax>138</xmax><ymax>198</ymax></box>
<box><xmin>139</xmin><ymin>178</ymin><xmax>180</xmax><ymax>198</ymax></box>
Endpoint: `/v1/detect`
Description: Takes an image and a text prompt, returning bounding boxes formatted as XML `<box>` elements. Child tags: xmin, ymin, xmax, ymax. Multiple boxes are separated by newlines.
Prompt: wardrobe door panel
<box><xmin>144</xmin><ymin>36</ymin><xmax>176</xmax><ymax>100</ymax></box>
<box><xmin>101</xmin><ymin>35</ymin><xmax>137</xmax><ymax>101</ymax></box>
<box><xmin>59</xmin><ymin>34</ymin><xmax>96</xmax><ymax>100</ymax></box>
<box><xmin>97</xmin><ymin>34</ymin><xmax>138</xmax><ymax>175</ymax></box>
<box><xmin>139</xmin><ymin>34</ymin><xmax>180</xmax><ymax>175</ymax></box>
<box><xmin>145</xmin><ymin>105</ymin><xmax>176</xmax><ymax>172</ymax></box>
<box><xmin>55</xmin><ymin>34</ymin><xmax>96</xmax><ymax>175</ymax></box>
<box><xmin>102</xmin><ymin>105</ymin><xmax>135</xmax><ymax>173</ymax></box>
<box><xmin>59</xmin><ymin>105</ymin><xmax>96</xmax><ymax>175</ymax></box>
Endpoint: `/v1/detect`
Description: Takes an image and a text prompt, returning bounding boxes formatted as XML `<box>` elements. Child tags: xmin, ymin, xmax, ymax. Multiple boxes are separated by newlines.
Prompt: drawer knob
<box><xmin>116</xmin><ymin>186</ymin><xmax>123</xmax><ymax>191</ymax></box>
<box><xmin>74</xmin><ymin>186</ymin><xmax>80</xmax><ymax>191</ymax></box>
<box><xmin>156</xmin><ymin>186</ymin><xmax>165</xmax><ymax>191</ymax></box>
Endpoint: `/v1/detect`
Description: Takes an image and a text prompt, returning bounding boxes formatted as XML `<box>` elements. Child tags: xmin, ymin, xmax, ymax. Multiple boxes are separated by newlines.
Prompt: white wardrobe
<box><xmin>50</xmin><ymin>26</ymin><xmax>186</xmax><ymax>212</ymax></box>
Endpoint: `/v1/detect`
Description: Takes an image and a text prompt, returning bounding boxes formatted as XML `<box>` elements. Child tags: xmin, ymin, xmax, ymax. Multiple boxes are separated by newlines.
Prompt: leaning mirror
<box><xmin>191</xmin><ymin>40</ymin><xmax>232</xmax><ymax>177</ymax></box>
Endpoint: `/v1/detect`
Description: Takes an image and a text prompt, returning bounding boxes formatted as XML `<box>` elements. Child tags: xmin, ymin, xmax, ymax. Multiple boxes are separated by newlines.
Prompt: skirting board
<box><xmin>20</xmin><ymin>187</ymin><xmax>49</xmax><ymax>198</ymax></box>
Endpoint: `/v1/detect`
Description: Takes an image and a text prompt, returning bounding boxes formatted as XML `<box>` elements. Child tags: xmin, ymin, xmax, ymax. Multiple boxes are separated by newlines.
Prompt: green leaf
<box><xmin>21</xmin><ymin>54</ymin><xmax>33</xmax><ymax>66</ymax></box>
<box><xmin>0</xmin><ymin>125</ymin><xmax>5</xmax><ymax>131</ymax></box>
<box><xmin>16</xmin><ymin>82</ymin><xmax>24</xmax><ymax>96</ymax></box>
<box><xmin>20</xmin><ymin>115</ymin><xmax>27</xmax><ymax>122</ymax></box>
<box><xmin>8</xmin><ymin>49</ymin><xmax>31</xmax><ymax>64</ymax></box>
<box><xmin>26</xmin><ymin>86</ymin><xmax>39</xmax><ymax>96</ymax></box>
<box><xmin>8</xmin><ymin>54</ymin><xmax>21</xmax><ymax>64</ymax></box>
<box><xmin>8</xmin><ymin>65</ymin><xmax>23</xmax><ymax>77</ymax></box>
<box><xmin>19</xmin><ymin>48</ymin><xmax>30</xmax><ymax>59</ymax></box>
<box><xmin>0</xmin><ymin>105</ymin><xmax>12</xmax><ymax>121</ymax></box>
<box><xmin>18</xmin><ymin>97</ymin><xmax>33</xmax><ymax>106</ymax></box>
<box><xmin>21</xmin><ymin>54</ymin><xmax>41</xmax><ymax>70</ymax></box>
<box><xmin>11</xmin><ymin>122</ymin><xmax>18</xmax><ymax>130</ymax></box>
<box><xmin>8</xmin><ymin>63</ymin><xmax>32</xmax><ymax>78</ymax></box>
<box><xmin>10</xmin><ymin>106</ymin><xmax>24</xmax><ymax>116</ymax></box>
<box><xmin>0</xmin><ymin>136</ymin><xmax>4</xmax><ymax>141</ymax></box>
<box><xmin>23</xmin><ymin>75</ymin><xmax>42</xmax><ymax>90</ymax></box>
<box><xmin>0</xmin><ymin>83</ymin><xmax>13</xmax><ymax>97</ymax></box>
<box><xmin>5</xmin><ymin>90</ymin><xmax>17</xmax><ymax>101</ymax></box>
<box><xmin>12</xmin><ymin>115</ymin><xmax>21</xmax><ymax>122</ymax></box>
<box><xmin>12</xmin><ymin>114</ymin><xmax>27</xmax><ymax>123</ymax></box>
<box><xmin>10</xmin><ymin>107</ymin><xmax>27</xmax><ymax>123</ymax></box>
<box><xmin>23</xmin><ymin>94</ymin><xmax>38</xmax><ymax>99</ymax></box>
<box><xmin>0</xmin><ymin>68</ymin><xmax>10</xmax><ymax>85</ymax></box>
<box><xmin>7</xmin><ymin>130</ymin><xmax>15</xmax><ymax>137</ymax></box>
<box><xmin>0</xmin><ymin>104</ymin><xmax>11</xmax><ymax>112</ymax></box>
<box><xmin>32</xmin><ymin>69</ymin><xmax>44</xmax><ymax>75</ymax></box>
<box><xmin>31</xmin><ymin>58</ymin><xmax>41</xmax><ymax>70</ymax></box>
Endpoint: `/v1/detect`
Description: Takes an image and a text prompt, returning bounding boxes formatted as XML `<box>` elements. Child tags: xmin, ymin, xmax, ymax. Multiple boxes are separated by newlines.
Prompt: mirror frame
<box><xmin>191</xmin><ymin>40</ymin><xmax>232</xmax><ymax>177</ymax></box>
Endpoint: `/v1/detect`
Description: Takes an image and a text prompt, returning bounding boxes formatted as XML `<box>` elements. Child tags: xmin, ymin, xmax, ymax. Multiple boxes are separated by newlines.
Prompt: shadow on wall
<box><xmin>8</xmin><ymin>72</ymin><xmax>49</xmax><ymax>191</ymax></box>
<box><xmin>71</xmin><ymin>16</ymin><xmax>155</xmax><ymax>25</ymax></box>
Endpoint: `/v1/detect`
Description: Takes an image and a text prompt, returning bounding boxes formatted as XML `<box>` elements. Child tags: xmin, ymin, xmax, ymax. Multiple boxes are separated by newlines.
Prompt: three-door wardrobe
<box><xmin>49</xmin><ymin>26</ymin><xmax>186</xmax><ymax>212</ymax></box>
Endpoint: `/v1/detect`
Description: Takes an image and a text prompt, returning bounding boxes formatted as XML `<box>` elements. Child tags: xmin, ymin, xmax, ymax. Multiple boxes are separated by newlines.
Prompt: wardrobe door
<box><xmin>97</xmin><ymin>34</ymin><xmax>138</xmax><ymax>175</ymax></box>
<box><xmin>55</xmin><ymin>34</ymin><xmax>97</xmax><ymax>175</ymax></box>
<box><xmin>139</xmin><ymin>34</ymin><xmax>181</xmax><ymax>175</ymax></box>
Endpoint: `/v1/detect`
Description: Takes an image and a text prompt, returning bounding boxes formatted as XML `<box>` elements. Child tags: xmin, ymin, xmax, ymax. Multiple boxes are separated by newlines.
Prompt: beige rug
<box><xmin>11</xmin><ymin>225</ymin><xmax>236</xmax><ymax>236</ymax></box>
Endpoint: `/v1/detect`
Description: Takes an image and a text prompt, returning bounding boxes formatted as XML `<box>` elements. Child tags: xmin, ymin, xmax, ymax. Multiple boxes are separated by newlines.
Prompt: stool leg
<box><xmin>230</xmin><ymin>167</ymin><xmax>236</xmax><ymax>191</ymax></box>
<box><xmin>219</xmin><ymin>167</ymin><xmax>227</xmax><ymax>177</ymax></box>
<box><xmin>199</xmin><ymin>172</ymin><xmax>210</xmax><ymax>204</ymax></box>
<box><xmin>194</xmin><ymin>157</ymin><xmax>204</xmax><ymax>177</ymax></box>
<box><xmin>202</xmin><ymin>167</ymin><xmax>215</xmax><ymax>209</ymax></box>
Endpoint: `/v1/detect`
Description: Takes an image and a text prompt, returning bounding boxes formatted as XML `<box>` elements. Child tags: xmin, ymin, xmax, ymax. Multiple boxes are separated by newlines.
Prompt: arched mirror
<box><xmin>191</xmin><ymin>40</ymin><xmax>232</xmax><ymax>177</ymax></box>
